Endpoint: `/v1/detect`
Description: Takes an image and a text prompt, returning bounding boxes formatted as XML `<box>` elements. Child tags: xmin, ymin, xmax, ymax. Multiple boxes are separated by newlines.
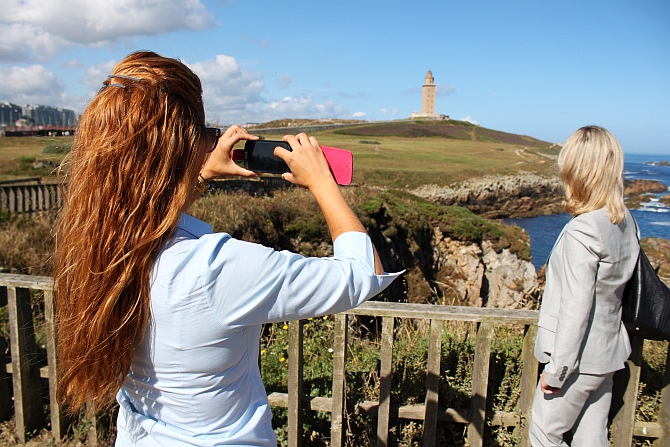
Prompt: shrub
<box><xmin>43</xmin><ymin>142</ymin><xmax>72</xmax><ymax>154</ymax></box>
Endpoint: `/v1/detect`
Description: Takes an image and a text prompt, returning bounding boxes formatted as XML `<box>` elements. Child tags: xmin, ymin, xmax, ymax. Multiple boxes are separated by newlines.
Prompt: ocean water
<box><xmin>506</xmin><ymin>153</ymin><xmax>670</xmax><ymax>270</ymax></box>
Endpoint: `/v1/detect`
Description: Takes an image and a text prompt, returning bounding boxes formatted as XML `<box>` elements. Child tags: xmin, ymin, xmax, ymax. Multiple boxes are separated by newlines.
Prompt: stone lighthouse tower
<box><xmin>421</xmin><ymin>69</ymin><xmax>436</xmax><ymax>116</ymax></box>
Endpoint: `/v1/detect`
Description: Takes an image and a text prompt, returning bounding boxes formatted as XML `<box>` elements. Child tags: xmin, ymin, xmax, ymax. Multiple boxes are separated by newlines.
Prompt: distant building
<box><xmin>410</xmin><ymin>69</ymin><xmax>449</xmax><ymax>120</ymax></box>
<box><xmin>0</xmin><ymin>103</ymin><xmax>23</xmax><ymax>126</ymax></box>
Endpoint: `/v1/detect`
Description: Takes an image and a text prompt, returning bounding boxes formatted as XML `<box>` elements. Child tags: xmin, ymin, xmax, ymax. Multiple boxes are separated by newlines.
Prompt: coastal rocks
<box><xmin>624</xmin><ymin>179</ymin><xmax>667</xmax><ymax>196</ymax></box>
<box><xmin>431</xmin><ymin>227</ymin><xmax>539</xmax><ymax>309</ymax></box>
<box><xmin>624</xmin><ymin>179</ymin><xmax>668</xmax><ymax>209</ymax></box>
<box><xmin>411</xmin><ymin>174</ymin><xmax>563</xmax><ymax>218</ymax></box>
<box><xmin>480</xmin><ymin>240</ymin><xmax>539</xmax><ymax>308</ymax></box>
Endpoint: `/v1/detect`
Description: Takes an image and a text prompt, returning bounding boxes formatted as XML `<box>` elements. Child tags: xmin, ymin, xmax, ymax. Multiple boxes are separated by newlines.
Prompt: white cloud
<box><xmin>82</xmin><ymin>60</ymin><xmax>118</xmax><ymax>90</ymax></box>
<box><xmin>187</xmin><ymin>54</ymin><xmax>264</xmax><ymax>122</ymax></box>
<box><xmin>380</xmin><ymin>108</ymin><xmax>399</xmax><ymax>115</ymax></box>
<box><xmin>0</xmin><ymin>64</ymin><xmax>66</xmax><ymax>104</ymax></box>
<box><xmin>266</xmin><ymin>96</ymin><xmax>347</xmax><ymax>121</ymax></box>
<box><xmin>436</xmin><ymin>84</ymin><xmax>456</xmax><ymax>97</ymax></box>
<box><xmin>277</xmin><ymin>74</ymin><xmax>292</xmax><ymax>89</ymax></box>
<box><xmin>352</xmin><ymin>111</ymin><xmax>366</xmax><ymax>118</ymax></box>
<box><xmin>61</xmin><ymin>59</ymin><xmax>85</xmax><ymax>69</ymax></box>
<box><xmin>186</xmin><ymin>54</ymin><xmax>349</xmax><ymax>124</ymax></box>
<box><xmin>0</xmin><ymin>0</ymin><xmax>216</xmax><ymax>61</ymax></box>
<box><xmin>460</xmin><ymin>115</ymin><xmax>479</xmax><ymax>125</ymax></box>
<box><xmin>0</xmin><ymin>23</ymin><xmax>65</xmax><ymax>62</ymax></box>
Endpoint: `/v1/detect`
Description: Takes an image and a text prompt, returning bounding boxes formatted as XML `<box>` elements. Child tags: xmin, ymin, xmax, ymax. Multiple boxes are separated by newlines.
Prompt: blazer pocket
<box><xmin>538</xmin><ymin>313</ymin><xmax>557</xmax><ymax>333</ymax></box>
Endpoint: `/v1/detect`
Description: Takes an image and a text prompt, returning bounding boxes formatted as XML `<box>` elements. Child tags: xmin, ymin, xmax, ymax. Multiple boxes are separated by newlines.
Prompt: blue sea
<box><xmin>506</xmin><ymin>153</ymin><xmax>670</xmax><ymax>270</ymax></box>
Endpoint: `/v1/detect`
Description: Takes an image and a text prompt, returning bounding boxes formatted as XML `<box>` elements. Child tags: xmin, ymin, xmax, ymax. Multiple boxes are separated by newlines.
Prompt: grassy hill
<box><xmin>254</xmin><ymin>119</ymin><xmax>560</xmax><ymax>188</ymax></box>
<box><xmin>0</xmin><ymin>119</ymin><xmax>561</xmax><ymax>187</ymax></box>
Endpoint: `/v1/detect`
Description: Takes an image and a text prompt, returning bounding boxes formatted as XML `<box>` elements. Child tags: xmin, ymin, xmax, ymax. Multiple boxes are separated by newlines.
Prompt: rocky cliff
<box><xmin>410</xmin><ymin>173</ymin><xmax>564</xmax><ymax>218</ymax></box>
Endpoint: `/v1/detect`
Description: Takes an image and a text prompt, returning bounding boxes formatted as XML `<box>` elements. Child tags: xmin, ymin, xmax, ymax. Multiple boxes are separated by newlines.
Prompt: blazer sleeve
<box><xmin>543</xmin><ymin>216</ymin><xmax>601</xmax><ymax>388</ymax></box>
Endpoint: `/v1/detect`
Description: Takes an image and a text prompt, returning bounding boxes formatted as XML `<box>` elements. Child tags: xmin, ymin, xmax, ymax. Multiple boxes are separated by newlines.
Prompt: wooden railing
<box><xmin>0</xmin><ymin>180</ymin><xmax>62</xmax><ymax>215</ymax></box>
<box><xmin>0</xmin><ymin>178</ymin><xmax>291</xmax><ymax>216</ymax></box>
<box><xmin>1</xmin><ymin>273</ymin><xmax>669</xmax><ymax>445</ymax></box>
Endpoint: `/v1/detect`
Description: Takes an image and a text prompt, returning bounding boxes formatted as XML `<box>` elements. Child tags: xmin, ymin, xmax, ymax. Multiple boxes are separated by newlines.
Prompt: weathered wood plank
<box><xmin>517</xmin><ymin>324</ymin><xmax>539</xmax><ymax>447</ymax></box>
<box><xmin>0</xmin><ymin>274</ymin><xmax>53</xmax><ymax>290</ymax></box>
<box><xmin>8</xmin><ymin>287</ymin><xmax>43</xmax><ymax>442</ymax></box>
<box><xmin>5</xmin><ymin>364</ymin><xmax>48</xmax><ymax>378</ymax></box>
<box><xmin>44</xmin><ymin>290</ymin><xmax>68</xmax><ymax>441</ymax></box>
<box><xmin>288</xmin><ymin>320</ymin><xmax>304</xmax><ymax>447</ymax></box>
<box><xmin>638</xmin><ymin>421</ymin><xmax>664</xmax><ymax>439</ymax></box>
<box><xmin>423</xmin><ymin>319</ymin><xmax>443</xmax><ymax>447</ymax></box>
<box><xmin>468</xmin><ymin>322</ymin><xmax>494</xmax><ymax>447</ymax></box>
<box><xmin>653</xmin><ymin>342</ymin><xmax>670</xmax><ymax>446</ymax></box>
<box><xmin>0</xmin><ymin>335</ymin><xmax>11</xmax><ymax>421</ymax></box>
<box><xmin>611</xmin><ymin>335</ymin><xmax>643</xmax><ymax>447</ymax></box>
<box><xmin>331</xmin><ymin>314</ymin><xmax>348</xmax><ymax>447</ymax></box>
<box><xmin>348</xmin><ymin>301</ymin><xmax>538</xmax><ymax>325</ymax></box>
<box><xmin>268</xmin><ymin>392</ymin><xmax>519</xmax><ymax>426</ymax></box>
<box><xmin>376</xmin><ymin>317</ymin><xmax>394</xmax><ymax>447</ymax></box>
<box><xmin>86</xmin><ymin>402</ymin><xmax>100</xmax><ymax>447</ymax></box>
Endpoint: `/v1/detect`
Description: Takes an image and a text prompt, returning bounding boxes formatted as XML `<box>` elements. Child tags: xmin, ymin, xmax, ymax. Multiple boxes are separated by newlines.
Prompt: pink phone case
<box><xmin>232</xmin><ymin>145</ymin><xmax>353</xmax><ymax>185</ymax></box>
<box><xmin>320</xmin><ymin>146</ymin><xmax>353</xmax><ymax>186</ymax></box>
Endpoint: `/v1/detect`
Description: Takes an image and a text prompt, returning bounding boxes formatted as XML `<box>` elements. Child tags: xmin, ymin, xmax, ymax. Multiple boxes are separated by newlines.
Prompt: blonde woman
<box><xmin>54</xmin><ymin>51</ymin><xmax>399</xmax><ymax>446</ymax></box>
<box><xmin>530</xmin><ymin>126</ymin><xmax>639</xmax><ymax>446</ymax></box>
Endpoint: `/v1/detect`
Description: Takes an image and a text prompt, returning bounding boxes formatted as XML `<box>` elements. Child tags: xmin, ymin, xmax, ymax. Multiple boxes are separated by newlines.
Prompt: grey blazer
<box><xmin>534</xmin><ymin>207</ymin><xmax>639</xmax><ymax>388</ymax></box>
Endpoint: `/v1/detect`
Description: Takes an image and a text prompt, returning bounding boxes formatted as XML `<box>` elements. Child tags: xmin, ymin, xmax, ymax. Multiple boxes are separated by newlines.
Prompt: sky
<box><xmin>0</xmin><ymin>0</ymin><xmax>668</xmax><ymax>154</ymax></box>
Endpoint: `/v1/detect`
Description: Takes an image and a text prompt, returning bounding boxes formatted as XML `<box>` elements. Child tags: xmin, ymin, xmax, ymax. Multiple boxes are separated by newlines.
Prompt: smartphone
<box><xmin>244</xmin><ymin>140</ymin><xmax>291</xmax><ymax>174</ymax></box>
<box><xmin>241</xmin><ymin>140</ymin><xmax>354</xmax><ymax>185</ymax></box>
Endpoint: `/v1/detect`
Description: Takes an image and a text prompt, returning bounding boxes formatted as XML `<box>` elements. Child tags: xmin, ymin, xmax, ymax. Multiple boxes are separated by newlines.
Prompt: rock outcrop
<box><xmin>429</xmin><ymin>227</ymin><xmax>539</xmax><ymax>309</ymax></box>
<box><xmin>411</xmin><ymin>174</ymin><xmax>563</xmax><ymax>218</ymax></box>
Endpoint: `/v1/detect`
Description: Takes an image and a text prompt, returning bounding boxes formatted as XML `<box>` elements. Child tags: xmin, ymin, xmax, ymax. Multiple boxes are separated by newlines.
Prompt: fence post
<box><xmin>653</xmin><ymin>343</ymin><xmax>670</xmax><ymax>447</ymax></box>
<box><xmin>30</xmin><ymin>186</ymin><xmax>37</xmax><ymax>213</ymax></box>
<box><xmin>423</xmin><ymin>319</ymin><xmax>443</xmax><ymax>447</ymax></box>
<box><xmin>611</xmin><ymin>335</ymin><xmax>643</xmax><ymax>446</ymax></box>
<box><xmin>288</xmin><ymin>320</ymin><xmax>304</xmax><ymax>447</ymax></box>
<box><xmin>377</xmin><ymin>317</ymin><xmax>395</xmax><ymax>447</ymax></box>
<box><xmin>0</xmin><ymin>286</ymin><xmax>10</xmax><ymax>422</ymax></box>
<box><xmin>44</xmin><ymin>290</ymin><xmax>69</xmax><ymax>441</ymax></box>
<box><xmin>331</xmin><ymin>314</ymin><xmax>349</xmax><ymax>447</ymax></box>
<box><xmin>8</xmin><ymin>187</ymin><xmax>16</xmax><ymax>213</ymax></box>
<box><xmin>468</xmin><ymin>322</ymin><xmax>494</xmax><ymax>447</ymax></box>
<box><xmin>0</xmin><ymin>188</ymin><xmax>7</xmax><ymax>213</ymax></box>
<box><xmin>7</xmin><ymin>286</ymin><xmax>44</xmax><ymax>442</ymax></box>
<box><xmin>517</xmin><ymin>324</ymin><xmax>539</xmax><ymax>447</ymax></box>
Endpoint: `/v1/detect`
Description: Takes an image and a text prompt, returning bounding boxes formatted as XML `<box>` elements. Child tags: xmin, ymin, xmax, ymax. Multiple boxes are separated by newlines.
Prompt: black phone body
<box><xmin>244</xmin><ymin>140</ymin><xmax>292</xmax><ymax>174</ymax></box>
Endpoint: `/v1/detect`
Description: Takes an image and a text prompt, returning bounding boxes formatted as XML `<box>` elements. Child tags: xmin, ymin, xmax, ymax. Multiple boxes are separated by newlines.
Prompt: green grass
<box><xmin>232</xmin><ymin>121</ymin><xmax>559</xmax><ymax>189</ymax></box>
<box><xmin>0</xmin><ymin>136</ymin><xmax>70</xmax><ymax>181</ymax></box>
<box><xmin>0</xmin><ymin>121</ymin><xmax>558</xmax><ymax>187</ymax></box>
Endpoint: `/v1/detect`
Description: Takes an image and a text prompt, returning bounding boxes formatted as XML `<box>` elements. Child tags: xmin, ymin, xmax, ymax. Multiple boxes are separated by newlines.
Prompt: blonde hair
<box><xmin>558</xmin><ymin>125</ymin><xmax>626</xmax><ymax>224</ymax></box>
<box><xmin>54</xmin><ymin>51</ymin><xmax>207</xmax><ymax>412</ymax></box>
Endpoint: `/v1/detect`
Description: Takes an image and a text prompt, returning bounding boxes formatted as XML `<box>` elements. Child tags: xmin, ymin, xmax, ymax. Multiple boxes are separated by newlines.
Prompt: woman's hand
<box><xmin>274</xmin><ymin>133</ymin><xmax>336</xmax><ymax>192</ymax></box>
<box><xmin>200</xmin><ymin>125</ymin><xmax>259</xmax><ymax>180</ymax></box>
<box><xmin>540</xmin><ymin>373</ymin><xmax>561</xmax><ymax>395</ymax></box>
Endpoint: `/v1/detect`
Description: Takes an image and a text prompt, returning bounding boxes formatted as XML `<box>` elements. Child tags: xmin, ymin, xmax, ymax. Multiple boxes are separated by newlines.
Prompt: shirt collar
<box><xmin>176</xmin><ymin>213</ymin><xmax>212</xmax><ymax>239</ymax></box>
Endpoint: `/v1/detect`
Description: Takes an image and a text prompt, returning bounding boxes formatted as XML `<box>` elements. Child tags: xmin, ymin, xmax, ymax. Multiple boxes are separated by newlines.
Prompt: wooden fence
<box><xmin>1</xmin><ymin>273</ymin><xmax>669</xmax><ymax>446</ymax></box>
<box><xmin>0</xmin><ymin>178</ymin><xmax>291</xmax><ymax>216</ymax></box>
<box><xmin>0</xmin><ymin>180</ymin><xmax>62</xmax><ymax>215</ymax></box>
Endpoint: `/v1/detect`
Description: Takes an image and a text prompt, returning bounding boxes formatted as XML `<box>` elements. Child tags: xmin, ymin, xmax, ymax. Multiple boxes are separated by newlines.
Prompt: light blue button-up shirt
<box><xmin>115</xmin><ymin>213</ymin><xmax>400</xmax><ymax>446</ymax></box>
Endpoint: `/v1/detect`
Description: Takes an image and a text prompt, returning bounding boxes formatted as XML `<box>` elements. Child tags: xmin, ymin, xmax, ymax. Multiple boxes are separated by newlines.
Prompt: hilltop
<box><xmin>250</xmin><ymin>118</ymin><xmax>561</xmax><ymax>189</ymax></box>
<box><xmin>0</xmin><ymin>118</ymin><xmax>561</xmax><ymax>189</ymax></box>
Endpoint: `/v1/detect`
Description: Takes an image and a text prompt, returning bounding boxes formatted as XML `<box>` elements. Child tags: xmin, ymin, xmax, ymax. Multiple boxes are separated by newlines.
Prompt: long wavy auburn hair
<box><xmin>558</xmin><ymin>125</ymin><xmax>626</xmax><ymax>224</ymax></box>
<box><xmin>54</xmin><ymin>51</ymin><xmax>207</xmax><ymax>412</ymax></box>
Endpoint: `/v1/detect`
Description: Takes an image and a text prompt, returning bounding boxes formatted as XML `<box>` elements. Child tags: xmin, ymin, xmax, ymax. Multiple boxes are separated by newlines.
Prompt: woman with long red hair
<box><xmin>54</xmin><ymin>51</ymin><xmax>399</xmax><ymax>446</ymax></box>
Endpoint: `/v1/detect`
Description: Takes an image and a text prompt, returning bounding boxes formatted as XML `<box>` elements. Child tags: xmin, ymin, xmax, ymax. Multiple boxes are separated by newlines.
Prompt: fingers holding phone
<box><xmin>201</xmin><ymin>125</ymin><xmax>259</xmax><ymax>180</ymax></box>
<box><xmin>275</xmin><ymin>134</ymin><xmax>335</xmax><ymax>190</ymax></box>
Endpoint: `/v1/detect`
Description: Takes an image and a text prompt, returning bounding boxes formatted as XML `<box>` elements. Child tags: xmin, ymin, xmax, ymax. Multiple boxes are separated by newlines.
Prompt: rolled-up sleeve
<box><xmin>197</xmin><ymin>231</ymin><xmax>402</xmax><ymax>329</ymax></box>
